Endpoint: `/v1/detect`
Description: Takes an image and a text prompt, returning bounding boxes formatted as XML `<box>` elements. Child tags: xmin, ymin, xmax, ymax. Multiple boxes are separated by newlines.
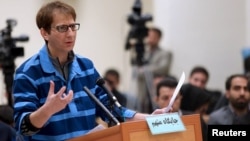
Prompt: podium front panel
<box><xmin>121</xmin><ymin>114</ymin><xmax>202</xmax><ymax>141</ymax></box>
<box><xmin>68</xmin><ymin>125</ymin><xmax>122</xmax><ymax>141</ymax></box>
<box><xmin>68</xmin><ymin>114</ymin><xmax>203</xmax><ymax>141</ymax></box>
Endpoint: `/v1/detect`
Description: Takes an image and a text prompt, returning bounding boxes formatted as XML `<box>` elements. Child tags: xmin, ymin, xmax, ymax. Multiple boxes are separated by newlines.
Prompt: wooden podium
<box><xmin>69</xmin><ymin>114</ymin><xmax>203</xmax><ymax>141</ymax></box>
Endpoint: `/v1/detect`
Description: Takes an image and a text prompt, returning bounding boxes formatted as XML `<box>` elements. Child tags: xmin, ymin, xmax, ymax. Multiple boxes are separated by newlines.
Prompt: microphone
<box><xmin>96</xmin><ymin>77</ymin><xmax>122</xmax><ymax>109</ymax></box>
<box><xmin>83</xmin><ymin>86</ymin><xmax>120</xmax><ymax>126</ymax></box>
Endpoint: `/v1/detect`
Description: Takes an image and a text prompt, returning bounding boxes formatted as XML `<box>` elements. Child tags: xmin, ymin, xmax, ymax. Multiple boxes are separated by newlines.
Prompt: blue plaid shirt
<box><xmin>13</xmin><ymin>45</ymin><xmax>136</xmax><ymax>141</ymax></box>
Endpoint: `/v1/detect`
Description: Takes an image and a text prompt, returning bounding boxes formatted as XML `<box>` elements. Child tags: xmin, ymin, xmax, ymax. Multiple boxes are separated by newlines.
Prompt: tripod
<box><xmin>1</xmin><ymin>59</ymin><xmax>15</xmax><ymax>108</ymax></box>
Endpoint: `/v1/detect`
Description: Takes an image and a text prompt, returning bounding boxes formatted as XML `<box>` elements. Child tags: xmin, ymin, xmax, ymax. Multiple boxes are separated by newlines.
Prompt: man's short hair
<box><xmin>149</xmin><ymin>27</ymin><xmax>162</xmax><ymax>38</ymax></box>
<box><xmin>190</xmin><ymin>66</ymin><xmax>209</xmax><ymax>80</ymax></box>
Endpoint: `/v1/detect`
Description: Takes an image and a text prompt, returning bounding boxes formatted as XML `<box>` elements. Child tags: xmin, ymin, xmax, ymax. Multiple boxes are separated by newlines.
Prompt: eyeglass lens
<box><xmin>55</xmin><ymin>23</ymin><xmax>80</xmax><ymax>32</ymax></box>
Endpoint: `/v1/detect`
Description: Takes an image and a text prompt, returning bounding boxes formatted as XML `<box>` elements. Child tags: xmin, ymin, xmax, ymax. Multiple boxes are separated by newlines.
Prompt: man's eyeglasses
<box><xmin>51</xmin><ymin>23</ymin><xmax>80</xmax><ymax>33</ymax></box>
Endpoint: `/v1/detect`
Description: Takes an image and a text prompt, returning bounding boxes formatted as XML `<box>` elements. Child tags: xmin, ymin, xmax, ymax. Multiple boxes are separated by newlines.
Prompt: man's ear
<box><xmin>40</xmin><ymin>28</ymin><xmax>49</xmax><ymax>41</ymax></box>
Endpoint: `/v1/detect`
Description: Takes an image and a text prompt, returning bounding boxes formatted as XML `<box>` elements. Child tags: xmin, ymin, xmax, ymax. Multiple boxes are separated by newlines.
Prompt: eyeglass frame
<box><xmin>51</xmin><ymin>23</ymin><xmax>80</xmax><ymax>33</ymax></box>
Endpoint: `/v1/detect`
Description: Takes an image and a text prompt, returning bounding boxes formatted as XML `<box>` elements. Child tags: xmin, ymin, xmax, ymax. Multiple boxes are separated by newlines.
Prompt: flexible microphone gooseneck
<box><xmin>83</xmin><ymin>86</ymin><xmax>120</xmax><ymax>126</ymax></box>
<box><xmin>96</xmin><ymin>77</ymin><xmax>122</xmax><ymax>109</ymax></box>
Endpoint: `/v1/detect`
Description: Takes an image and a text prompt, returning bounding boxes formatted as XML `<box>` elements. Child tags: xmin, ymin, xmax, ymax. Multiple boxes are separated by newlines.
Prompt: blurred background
<box><xmin>0</xmin><ymin>0</ymin><xmax>249</xmax><ymax>105</ymax></box>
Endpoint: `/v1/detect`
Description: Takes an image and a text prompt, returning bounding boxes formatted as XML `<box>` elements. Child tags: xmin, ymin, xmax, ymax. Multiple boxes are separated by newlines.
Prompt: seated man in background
<box><xmin>188</xmin><ymin>66</ymin><xmax>222</xmax><ymax>122</ymax></box>
<box><xmin>180</xmin><ymin>83</ymin><xmax>211</xmax><ymax>121</ymax></box>
<box><xmin>208</xmin><ymin>74</ymin><xmax>250</xmax><ymax>125</ymax></box>
<box><xmin>155</xmin><ymin>78</ymin><xmax>207</xmax><ymax>141</ymax></box>
<box><xmin>188</xmin><ymin>66</ymin><xmax>209</xmax><ymax>90</ymax></box>
<box><xmin>104</xmin><ymin>68</ymin><xmax>127</xmax><ymax>107</ymax></box>
<box><xmin>104</xmin><ymin>68</ymin><xmax>140</xmax><ymax>111</ymax></box>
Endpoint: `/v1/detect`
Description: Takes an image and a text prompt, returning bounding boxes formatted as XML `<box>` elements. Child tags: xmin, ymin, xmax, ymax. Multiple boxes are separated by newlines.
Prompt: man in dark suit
<box><xmin>208</xmin><ymin>74</ymin><xmax>250</xmax><ymax>125</ymax></box>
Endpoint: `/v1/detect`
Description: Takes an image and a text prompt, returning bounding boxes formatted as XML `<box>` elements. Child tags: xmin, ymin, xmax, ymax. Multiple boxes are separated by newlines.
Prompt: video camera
<box><xmin>0</xmin><ymin>19</ymin><xmax>29</xmax><ymax>107</ymax></box>
<box><xmin>0</xmin><ymin>19</ymin><xmax>29</xmax><ymax>65</ymax></box>
<box><xmin>125</xmin><ymin>0</ymin><xmax>152</xmax><ymax>66</ymax></box>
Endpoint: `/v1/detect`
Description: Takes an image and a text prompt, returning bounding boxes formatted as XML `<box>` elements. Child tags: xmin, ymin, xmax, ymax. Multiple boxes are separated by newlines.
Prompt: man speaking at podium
<box><xmin>12</xmin><ymin>1</ymin><xmax>169</xmax><ymax>140</ymax></box>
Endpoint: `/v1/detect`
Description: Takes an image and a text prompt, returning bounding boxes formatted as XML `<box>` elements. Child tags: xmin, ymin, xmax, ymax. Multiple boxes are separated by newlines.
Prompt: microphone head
<box><xmin>96</xmin><ymin>77</ymin><xmax>105</xmax><ymax>86</ymax></box>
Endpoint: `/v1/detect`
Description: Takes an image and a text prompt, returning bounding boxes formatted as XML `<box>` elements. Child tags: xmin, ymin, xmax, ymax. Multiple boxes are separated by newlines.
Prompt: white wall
<box><xmin>247</xmin><ymin>0</ymin><xmax>250</xmax><ymax>45</ymax></box>
<box><xmin>154</xmin><ymin>0</ymin><xmax>246</xmax><ymax>91</ymax></box>
<box><xmin>0</xmin><ymin>0</ymin><xmax>249</xmax><ymax>104</ymax></box>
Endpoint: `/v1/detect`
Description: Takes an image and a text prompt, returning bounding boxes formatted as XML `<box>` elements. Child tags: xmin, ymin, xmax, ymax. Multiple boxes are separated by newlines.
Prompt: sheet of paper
<box><xmin>86</xmin><ymin>124</ymin><xmax>107</xmax><ymax>134</ymax></box>
<box><xmin>165</xmin><ymin>72</ymin><xmax>185</xmax><ymax>112</ymax></box>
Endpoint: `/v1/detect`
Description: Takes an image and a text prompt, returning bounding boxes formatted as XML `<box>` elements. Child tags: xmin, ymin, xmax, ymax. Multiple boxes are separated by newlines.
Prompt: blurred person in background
<box><xmin>180</xmin><ymin>83</ymin><xmax>211</xmax><ymax>124</ymax></box>
<box><xmin>132</xmin><ymin>27</ymin><xmax>172</xmax><ymax>113</ymax></box>
<box><xmin>188</xmin><ymin>66</ymin><xmax>222</xmax><ymax>122</ymax></box>
<box><xmin>103</xmin><ymin>68</ymin><xmax>127</xmax><ymax>107</ymax></box>
<box><xmin>208</xmin><ymin>74</ymin><xmax>250</xmax><ymax>125</ymax></box>
<box><xmin>104</xmin><ymin>68</ymin><xmax>139</xmax><ymax>111</ymax></box>
<box><xmin>155</xmin><ymin>78</ymin><xmax>207</xmax><ymax>141</ymax></box>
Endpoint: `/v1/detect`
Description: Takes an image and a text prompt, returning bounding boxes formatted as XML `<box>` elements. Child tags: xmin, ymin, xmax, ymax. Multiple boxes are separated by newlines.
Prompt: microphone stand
<box><xmin>108</xmin><ymin>98</ymin><xmax>126</xmax><ymax>127</ymax></box>
<box><xmin>83</xmin><ymin>86</ymin><xmax>120</xmax><ymax>126</ymax></box>
<box><xmin>107</xmin><ymin>101</ymin><xmax>118</xmax><ymax>127</ymax></box>
<box><xmin>96</xmin><ymin>78</ymin><xmax>125</xmax><ymax>123</ymax></box>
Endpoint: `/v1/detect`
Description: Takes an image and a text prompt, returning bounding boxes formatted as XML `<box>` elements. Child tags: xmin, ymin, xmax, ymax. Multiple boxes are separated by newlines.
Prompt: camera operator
<box><xmin>126</xmin><ymin>0</ymin><xmax>172</xmax><ymax>113</ymax></box>
<box><xmin>132</xmin><ymin>27</ymin><xmax>172</xmax><ymax>113</ymax></box>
